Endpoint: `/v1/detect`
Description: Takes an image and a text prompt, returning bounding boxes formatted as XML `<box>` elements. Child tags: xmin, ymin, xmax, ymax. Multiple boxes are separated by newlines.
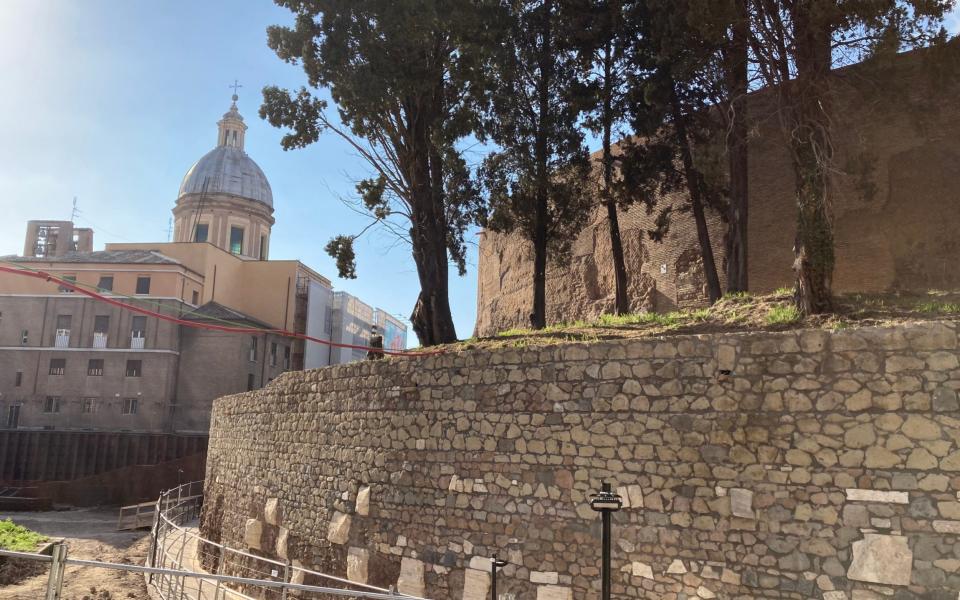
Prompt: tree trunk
<box><xmin>671</xmin><ymin>88</ymin><xmax>723</xmax><ymax>304</ymax></box>
<box><xmin>409</xmin><ymin>208</ymin><xmax>458</xmax><ymax>346</ymax></box>
<box><xmin>602</xmin><ymin>41</ymin><xmax>630</xmax><ymax>315</ymax></box>
<box><xmin>529</xmin><ymin>0</ymin><xmax>554</xmax><ymax>330</ymax></box>
<box><xmin>724</xmin><ymin>0</ymin><xmax>749</xmax><ymax>293</ymax></box>
<box><xmin>407</xmin><ymin>108</ymin><xmax>458</xmax><ymax>346</ymax></box>
<box><xmin>789</xmin><ymin>2</ymin><xmax>834</xmax><ymax>314</ymax></box>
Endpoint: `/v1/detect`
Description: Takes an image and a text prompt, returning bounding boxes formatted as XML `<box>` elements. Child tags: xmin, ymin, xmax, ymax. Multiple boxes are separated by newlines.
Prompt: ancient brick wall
<box><xmin>202</xmin><ymin>320</ymin><xmax>960</xmax><ymax>600</ymax></box>
<box><xmin>475</xmin><ymin>47</ymin><xmax>960</xmax><ymax>337</ymax></box>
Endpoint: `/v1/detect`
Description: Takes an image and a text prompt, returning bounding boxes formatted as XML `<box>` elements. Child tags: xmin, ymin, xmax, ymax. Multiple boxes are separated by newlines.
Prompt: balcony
<box><xmin>92</xmin><ymin>332</ymin><xmax>108</xmax><ymax>349</ymax></box>
<box><xmin>130</xmin><ymin>334</ymin><xmax>145</xmax><ymax>350</ymax></box>
<box><xmin>54</xmin><ymin>329</ymin><xmax>70</xmax><ymax>348</ymax></box>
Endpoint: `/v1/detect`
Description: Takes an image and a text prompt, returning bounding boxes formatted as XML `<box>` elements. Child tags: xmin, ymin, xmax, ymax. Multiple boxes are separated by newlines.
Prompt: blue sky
<box><xmin>0</xmin><ymin>0</ymin><xmax>481</xmax><ymax>343</ymax></box>
<box><xmin>1</xmin><ymin>2</ymin><xmax>958</xmax><ymax>345</ymax></box>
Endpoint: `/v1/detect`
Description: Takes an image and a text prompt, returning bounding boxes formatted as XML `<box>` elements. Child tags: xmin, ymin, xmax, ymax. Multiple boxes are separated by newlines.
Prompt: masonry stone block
<box><xmin>347</xmin><ymin>547</ymin><xmax>369</xmax><ymax>583</ymax></box>
<box><xmin>536</xmin><ymin>585</ymin><xmax>572</xmax><ymax>600</ymax></box>
<box><xmin>397</xmin><ymin>557</ymin><xmax>425</xmax><ymax>597</ymax></box>
<box><xmin>327</xmin><ymin>511</ymin><xmax>351</xmax><ymax>545</ymax></box>
<box><xmin>462</xmin><ymin>568</ymin><xmax>489</xmax><ymax>600</ymax></box>
<box><xmin>356</xmin><ymin>485</ymin><xmax>371</xmax><ymax>516</ymax></box>
<box><xmin>243</xmin><ymin>518</ymin><xmax>263</xmax><ymax>550</ymax></box>
<box><xmin>847</xmin><ymin>534</ymin><xmax>912</xmax><ymax>586</ymax></box>
<box><xmin>265</xmin><ymin>497</ymin><xmax>282</xmax><ymax>526</ymax></box>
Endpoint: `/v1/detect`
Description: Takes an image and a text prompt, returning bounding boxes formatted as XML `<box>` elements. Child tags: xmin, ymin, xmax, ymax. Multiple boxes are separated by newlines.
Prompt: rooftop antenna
<box><xmin>70</xmin><ymin>197</ymin><xmax>79</xmax><ymax>222</ymax></box>
<box><xmin>166</xmin><ymin>217</ymin><xmax>173</xmax><ymax>242</ymax></box>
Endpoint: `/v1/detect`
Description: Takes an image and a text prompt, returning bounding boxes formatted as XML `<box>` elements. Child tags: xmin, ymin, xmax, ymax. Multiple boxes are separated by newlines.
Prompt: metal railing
<box><xmin>149</xmin><ymin>481</ymin><xmax>429</xmax><ymax>600</ymax></box>
<box><xmin>0</xmin><ymin>482</ymin><xmax>429</xmax><ymax>600</ymax></box>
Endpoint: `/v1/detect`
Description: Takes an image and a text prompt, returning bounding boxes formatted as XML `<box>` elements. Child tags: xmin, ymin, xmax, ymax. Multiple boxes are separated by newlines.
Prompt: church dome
<box><xmin>177</xmin><ymin>93</ymin><xmax>273</xmax><ymax>208</ymax></box>
<box><xmin>178</xmin><ymin>146</ymin><xmax>273</xmax><ymax>207</ymax></box>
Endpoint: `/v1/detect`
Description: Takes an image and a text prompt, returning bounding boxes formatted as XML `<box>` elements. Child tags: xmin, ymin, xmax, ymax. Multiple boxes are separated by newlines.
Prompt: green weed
<box><xmin>0</xmin><ymin>519</ymin><xmax>47</xmax><ymax>551</ymax></box>
<box><xmin>765</xmin><ymin>305</ymin><xmax>801</xmax><ymax>325</ymax></box>
<box><xmin>916</xmin><ymin>301</ymin><xmax>960</xmax><ymax>314</ymax></box>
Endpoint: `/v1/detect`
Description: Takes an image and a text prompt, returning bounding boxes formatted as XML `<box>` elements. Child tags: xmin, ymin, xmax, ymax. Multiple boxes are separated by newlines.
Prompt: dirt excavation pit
<box><xmin>0</xmin><ymin>508</ymin><xmax>150</xmax><ymax>600</ymax></box>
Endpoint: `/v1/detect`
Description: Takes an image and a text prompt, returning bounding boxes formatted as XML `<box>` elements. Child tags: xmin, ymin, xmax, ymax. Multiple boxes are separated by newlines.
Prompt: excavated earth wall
<box><xmin>202</xmin><ymin>320</ymin><xmax>960</xmax><ymax>599</ymax></box>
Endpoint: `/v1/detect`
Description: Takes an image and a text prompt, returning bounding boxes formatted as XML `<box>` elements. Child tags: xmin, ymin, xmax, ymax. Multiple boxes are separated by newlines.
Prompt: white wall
<box><xmin>304</xmin><ymin>281</ymin><xmax>332</xmax><ymax>370</ymax></box>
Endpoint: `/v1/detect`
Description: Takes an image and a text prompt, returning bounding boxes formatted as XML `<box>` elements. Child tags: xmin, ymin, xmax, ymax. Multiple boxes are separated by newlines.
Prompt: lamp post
<box><xmin>590</xmin><ymin>481</ymin><xmax>622</xmax><ymax>600</ymax></box>
<box><xmin>490</xmin><ymin>554</ymin><xmax>508</xmax><ymax>600</ymax></box>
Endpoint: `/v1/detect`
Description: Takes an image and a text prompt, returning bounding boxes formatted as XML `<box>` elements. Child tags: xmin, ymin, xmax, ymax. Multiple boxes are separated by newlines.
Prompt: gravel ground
<box><xmin>0</xmin><ymin>508</ymin><xmax>151</xmax><ymax>600</ymax></box>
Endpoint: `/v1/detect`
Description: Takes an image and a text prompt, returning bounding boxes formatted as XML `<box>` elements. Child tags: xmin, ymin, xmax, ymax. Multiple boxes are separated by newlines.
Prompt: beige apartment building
<box><xmin>0</xmin><ymin>93</ymin><xmax>406</xmax><ymax>434</ymax></box>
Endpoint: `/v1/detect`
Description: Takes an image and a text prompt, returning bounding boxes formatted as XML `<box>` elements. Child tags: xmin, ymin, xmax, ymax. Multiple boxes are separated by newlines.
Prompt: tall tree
<box><xmin>624</xmin><ymin>0</ymin><xmax>729</xmax><ymax>304</ymax></box>
<box><xmin>749</xmin><ymin>0</ymin><xmax>953</xmax><ymax>313</ymax></box>
<box><xmin>260</xmin><ymin>1</ymin><xmax>493</xmax><ymax>346</ymax></box>
<box><xmin>722</xmin><ymin>0</ymin><xmax>751</xmax><ymax>293</ymax></box>
<box><xmin>569</xmin><ymin>0</ymin><xmax>640</xmax><ymax>315</ymax></box>
<box><xmin>481</xmin><ymin>0</ymin><xmax>594</xmax><ymax>330</ymax></box>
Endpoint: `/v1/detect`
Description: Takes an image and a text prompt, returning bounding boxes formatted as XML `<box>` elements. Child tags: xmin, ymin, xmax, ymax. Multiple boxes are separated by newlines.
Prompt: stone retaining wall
<box><xmin>201</xmin><ymin>321</ymin><xmax>960</xmax><ymax>599</ymax></box>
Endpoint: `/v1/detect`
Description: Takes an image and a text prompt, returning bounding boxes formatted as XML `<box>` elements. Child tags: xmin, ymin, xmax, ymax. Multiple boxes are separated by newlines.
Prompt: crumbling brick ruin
<box><xmin>475</xmin><ymin>46</ymin><xmax>960</xmax><ymax>337</ymax></box>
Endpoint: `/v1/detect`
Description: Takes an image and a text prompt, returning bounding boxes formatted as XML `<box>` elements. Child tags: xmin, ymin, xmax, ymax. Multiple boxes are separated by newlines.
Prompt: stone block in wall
<box><xmin>932</xmin><ymin>520</ymin><xmax>960</xmax><ymax>534</ymax></box>
<box><xmin>291</xmin><ymin>560</ymin><xmax>305</xmax><ymax>585</ymax></box>
<box><xmin>327</xmin><ymin>511</ymin><xmax>351</xmax><ymax>545</ymax></box>
<box><xmin>845</xmin><ymin>489</ymin><xmax>909</xmax><ymax>504</ymax></box>
<box><xmin>666</xmin><ymin>559</ymin><xmax>687</xmax><ymax>574</ymax></box>
<box><xmin>356</xmin><ymin>485</ymin><xmax>371</xmax><ymax>516</ymax></box>
<box><xmin>276</xmin><ymin>527</ymin><xmax>289</xmax><ymax>559</ymax></box>
<box><xmin>462</xmin><ymin>568</ymin><xmax>490</xmax><ymax>600</ymax></box>
<box><xmin>630</xmin><ymin>562</ymin><xmax>653</xmax><ymax>579</ymax></box>
<box><xmin>536</xmin><ymin>585</ymin><xmax>572</xmax><ymax>600</ymax></box>
<box><xmin>397</xmin><ymin>557</ymin><xmax>425</xmax><ymax>597</ymax></box>
<box><xmin>617</xmin><ymin>484</ymin><xmax>644</xmax><ymax>509</ymax></box>
<box><xmin>347</xmin><ymin>547</ymin><xmax>369</xmax><ymax>583</ymax></box>
<box><xmin>530</xmin><ymin>571</ymin><xmax>559</xmax><ymax>584</ymax></box>
<box><xmin>265</xmin><ymin>497</ymin><xmax>282</xmax><ymax>526</ymax></box>
<box><xmin>847</xmin><ymin>534</ymin><xmax>912</xmax><ymax>586</ymax></box>
<box><xmin>730</xmin><ymin>488</ymin><xmax>754</xmax><ymax>519</ymax></box>
<box><xmin>244</xmin><ymin>518</ymin><xmax>263</xmax><ymax>550</ymax></box>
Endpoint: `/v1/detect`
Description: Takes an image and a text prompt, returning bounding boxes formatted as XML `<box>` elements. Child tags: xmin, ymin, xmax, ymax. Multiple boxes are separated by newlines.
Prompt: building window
<box><xmin>270</xmin><ymin>342</ymin><xmax>278</xmax><ymax>367</ymax></box>
<box><xmin>247</xmin><ymin>373</ymin><xmax>255</xmax><ymax>391</ymax></box>
<box><xmin>97</xmin><ymin>276</ymin><xmax>114</xmax><ymax>292</ymax></box>
<box><xmin>87</xmin><ymin>359</ymin><xmax>104</xmax><ymax>376</ymax></box>
<box><xmin>249</xmin><ymin>336</ymin><xmax>258</xmax><ymax>362</ymax></box>
<box><xmin>135</xmin><ymin>276</ymin><xmax>151</xmax><ymax>295</ymax></box>
<box><xmin>195</xmin><ymin>223</ymin><xmax>209</xmax><ymax>243</ymax></box>
<box><xmin>192</xmin><ymin>290</ymin><xmax>199</xmax><ymax>305</ymax></box>
<box><xmin>230</xmin><ymin>226</ymin><xmax>244</xmax><ymax>255</ymax></box>
<box><xmin>81</xmin><ymin>398</ymin><xmax>98</xmax><ymax>414</ymax></box>
<box><xmin>283</xmin><ymin>346</ymin><xmax>290</xmax><ymax>370</ymax></box>
<box><xmin>259</xmin><ymin>235</ymin><xmax>267</xmax><ymax>260</ymax></box>
<box><xmin>125</xmin><ymin>360</ymin><xmax>142</xmax><ymax>377</ymax></box>
<box><xmin>20</xmin><ymin>330</ymin><xmax>28</xmax><ymax>346</ymax></box>
<box><xmin>94</xmin><ymin>315</ymin><xmax>110</xmax><ymax>333</ymax></box>
<box><xmin>43</xmin><ymin>396</ymin><xmax>60</xmax><ymax>413</ymax></box>
<box><xmin>122</xmin><ymin>398</ymin><xmax>138</xmax><ymax>415</ymax></box>
<box><xmin>58</xmin><ymin>274</ymin><xmax>76</xmax><ymax>293</ymax></box>
<box><xmin>55</xmin><ymin>314</ymin><xmax>72</xmax><ymax>348</ymax></box>
<box><xmin>49</xmin><ymin>358</ymin><xmax>65</xmax><ymax>376</ymax></box>
<box><xmin>6</xmin><ymin>405</ymin><xmax>20</xmax><ymax>429</ymax></box>
<box><xmin>131</xmin><ymin>316</ymin><xmax>146</xmax><ymax>349</ymax></box>
<box><xmin>15</xmin><ymin>371</ymin><xmax>22</xmax><ymax>387</ymax></box>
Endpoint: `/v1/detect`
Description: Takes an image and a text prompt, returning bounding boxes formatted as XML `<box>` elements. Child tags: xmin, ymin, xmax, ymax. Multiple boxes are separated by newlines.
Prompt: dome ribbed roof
<box><xmin>178</xmin><ymin>146</ymin><xmax>273</xmax><ymax>208</ymax></box>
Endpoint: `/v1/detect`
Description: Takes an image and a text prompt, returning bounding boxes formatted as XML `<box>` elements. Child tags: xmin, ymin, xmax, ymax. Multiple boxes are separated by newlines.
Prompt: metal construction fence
<box><xmin>0</xmin><ymin>482</ymin><xmax>429</xmax><ymax>600</ymax></box>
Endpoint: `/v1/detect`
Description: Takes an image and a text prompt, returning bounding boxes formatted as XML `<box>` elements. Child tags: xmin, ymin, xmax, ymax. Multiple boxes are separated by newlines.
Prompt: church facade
<box><xmin>0</xmin><ymin>94</ymin><xmax>406</xmax><ymax>434</ymax></box>
<box><xmin>476</xmin><ymin>46</ymin><xmax>960</xmax><ymax>336</ymax></box>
